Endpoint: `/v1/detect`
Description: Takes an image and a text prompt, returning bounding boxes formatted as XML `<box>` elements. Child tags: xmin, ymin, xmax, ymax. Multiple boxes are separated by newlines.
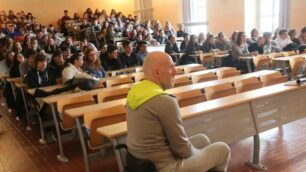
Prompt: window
<box><xmin>134</xmin><ymin>0</ymin><xmax>153</xmax><ymax>22</ymax></box>
<box><xmin>183</xmin><ymin>0</ymin><xmax>207</xmax><ymax>35</ymax></box>
<box><xmin>244</xmin><ymin>0</ymin><xmax>280</xmax><ymax>34</ymax></box>
<box><xmin>258</xmin><ymin>0</ymin><xmax>280</xmax><ymax>33</ymax></box>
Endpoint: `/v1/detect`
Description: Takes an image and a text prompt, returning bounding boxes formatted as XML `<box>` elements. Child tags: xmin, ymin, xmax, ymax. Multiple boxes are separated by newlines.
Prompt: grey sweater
<box><xmin>126</xmin><ymin>94</ymin><xmax>197</xmax><ymax>170</ymax></box>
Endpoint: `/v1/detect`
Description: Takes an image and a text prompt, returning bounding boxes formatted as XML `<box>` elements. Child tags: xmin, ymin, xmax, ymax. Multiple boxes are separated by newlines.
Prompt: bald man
<box><xmin>126</xmin><ymin>51</ymin><xmax>230</xmax><ymax>172</ymax></box>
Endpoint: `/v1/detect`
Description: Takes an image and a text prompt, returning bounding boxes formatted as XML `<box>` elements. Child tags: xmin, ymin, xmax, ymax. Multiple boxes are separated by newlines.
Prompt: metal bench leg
<box><xmin>50</xmin><ymin>104</ymin><xmax>69</xmax><ymax>163</ymax></box>
<box><xmin>37</xmin><ymin>115</ymin><xmax>47</xmax><ymax>144</ymax></box>
<box><xmin>112</xmin><ymin>138</ymin><xmax>124</xmax><ymax>172</ymax></box>
<box><xmin>245</xmin><ymin>135</ymin><xmax>267</xmax><ymax>170</ymax></box>
<box><xmin>20</xmin><ymin>89</ymin><xmax>31</xmax><ymax>131</ymax></box>
<box><xmin>75</xmin><ymin>118</ymin><xmax>90</xmax><ymax>172</ymax></box>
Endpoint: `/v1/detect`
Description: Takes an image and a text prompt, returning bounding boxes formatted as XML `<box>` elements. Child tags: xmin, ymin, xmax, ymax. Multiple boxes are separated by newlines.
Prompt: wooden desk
<box><xmin>271</xmin><ymin>54</ymin><xmax>306</xmax><ymax>75</ymax></box>
<box><xmin>97</xmin><ymin>81</ymin><xmax>306</xmax><ymax>171</ymax></box>
<box><xmin>64</xmin><ymin>67</ymin><xmax>239</xmax><ymax>119</ymax></box>
<box><xmin>63</xmin><ymin>70</ymin><xmax>277</xmax><ymax>172</ymax></box>
<box><xmin>65</xmin><ymin>70</ymin><xmax>276</xmax><ymax>120</ymax></box>
<box><xmin>104</xmin><ymin>64</ymin><xmax>200</xmax><ymax>78</ymax></box>
<box><xmin>27</xmin><ymin>84</ymin><xmax>64</xmax><ymax>96</ymax></box>
<box><xmin>167</xmin><ymin>70</ymin><xmax>277</xmax><ymax>95</ymax></box>
<box><xmin>0</xmin><ymin>72</ymin><xmax>9</xmax><ymax>79</ymax></box>
<box><xmin>239</xmin><ymin>56</ymin><xmax>253</xmax><ymax>73</ymax></box>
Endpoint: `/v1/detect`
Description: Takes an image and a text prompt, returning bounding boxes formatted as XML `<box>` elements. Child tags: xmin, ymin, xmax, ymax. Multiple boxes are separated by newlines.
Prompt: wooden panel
<box><xmin>251</xmin><ymin>87</ymin><xmax>306</xmax><ymax>132</ymax></box>
<box><xmin>183</xmin><ymin>103</ymin><xmax>256</xmax><ymax>144</ymax></box>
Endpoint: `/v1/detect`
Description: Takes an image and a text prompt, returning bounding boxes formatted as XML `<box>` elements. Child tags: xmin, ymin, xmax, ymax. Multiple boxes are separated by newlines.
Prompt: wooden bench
<box><xmin>97</xmin><ymin>81</ymin><xmax>306</xmax><ymax>171</ymax></box>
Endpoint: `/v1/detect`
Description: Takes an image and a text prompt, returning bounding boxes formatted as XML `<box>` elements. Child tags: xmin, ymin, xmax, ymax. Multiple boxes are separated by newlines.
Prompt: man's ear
<box><xmin>153</xmin><ymin>68</ymin><xmax>160</xmax><ymax>78</ymax></box>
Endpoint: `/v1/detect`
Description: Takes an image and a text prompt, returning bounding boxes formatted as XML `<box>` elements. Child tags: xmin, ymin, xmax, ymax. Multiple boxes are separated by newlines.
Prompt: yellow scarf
<box><xmin>127</xmin><ymin>80</ymin><xmax>165</xmax><ymax>110</ymax></box>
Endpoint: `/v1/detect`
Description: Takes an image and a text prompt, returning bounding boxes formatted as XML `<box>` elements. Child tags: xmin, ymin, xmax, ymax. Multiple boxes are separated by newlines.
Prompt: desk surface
<box><xmin>271</xmin><ymin>54</ymin><xmax>306</xmax><ymax>61</ymax></box>
<box><xmin>0</xmin><ymin>73</ymin><xmax>9</xmax><ymax>79</ymax></box>
<box><xmin>167</xmin><ymin>70</ymin><xmax>277</xmax><ymax>95</ymax></box>
<box><xmin>97</xmin><ymin>81</ymin><xmax>303</xmax><ymax>139</ymax></box>
<box><xmin>6</xmin><ymin>77</ymin><xmax>21</xmax><ymax>83</ymax></box>
<box><xmin>65</xmin><ymin>70</ymin><xmax>277</xmax><ymax>119</ymax></box>
<box><xmin>42</xmin><ymin>66</ymin><xmax>225</xmax><ymax>105</ymax></box>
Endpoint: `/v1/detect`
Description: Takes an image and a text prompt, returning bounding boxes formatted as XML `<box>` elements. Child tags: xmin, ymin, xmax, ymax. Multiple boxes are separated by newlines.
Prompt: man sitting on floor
<box><xmin>126</xmin><ymin>51</ymin><xmax>230</xmax><ymax>172</ymax></box>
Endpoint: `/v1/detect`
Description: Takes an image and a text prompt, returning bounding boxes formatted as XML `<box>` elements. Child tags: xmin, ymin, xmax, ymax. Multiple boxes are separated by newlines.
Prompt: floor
<box><xmin>1</xmin><ymin>103</ymin><xmax>306</xmax><ymax>172</ymax></box>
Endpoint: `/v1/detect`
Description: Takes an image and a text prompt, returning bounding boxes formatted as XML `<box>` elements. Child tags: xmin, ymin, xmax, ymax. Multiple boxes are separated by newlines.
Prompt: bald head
<box><xmin>143</xmin><ymin>51</ymin><xmax>177</xmax><ymax>90</ymax></box>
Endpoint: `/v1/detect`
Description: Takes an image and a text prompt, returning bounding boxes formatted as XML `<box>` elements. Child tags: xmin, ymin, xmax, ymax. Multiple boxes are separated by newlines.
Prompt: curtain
<box><xmin>279</xmin><ymin>0</ymin><xmax>291</xmax><ymax>28</ymax></box>
<box><xmin>183</xmin><ymin>0</ymin><xmax>191</xmax><ymax>33</ymax></box>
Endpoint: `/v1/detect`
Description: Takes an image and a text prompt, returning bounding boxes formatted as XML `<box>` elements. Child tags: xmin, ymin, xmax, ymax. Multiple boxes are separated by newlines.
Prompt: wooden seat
<box><xmin>184</xmin><ymin>65</ymin><xmax>204</xmax><ymax>74</ymax></box>
<box><xmin>135</xmin><ymin>67</ymin><xmax>143</xmax><ymax>72</ymax></box>
<box><xmin>269</xmin><ymin>52</ymin><xmax>285</xmax><ymax>58</ymax></box>
<box><xmin>174</xmin><ymin>76</ymin><xmax>192</xmax><ymax>87</ymax></box>
<box><xmin>234</xmin><ymin>77</ymin><xmax>263</xmax><ymax>93</ymax></box>
<box><xmin>199</xmin><ymin>53</ymin><xmax>214</xmax><ymax>68</ymax></box>
<box><xmin>282</xmin><ymin>50</ymin><xmax>299</xmax><ymax>56</ymax></box>
<box><xmin>260</xmin><ymin>72</ymin><xmax>288</xmax><ymax>86</ymax></box>
<box><xmin>253</xmin><ymin>55</ymin><xmax>271</xmax><ymax>71</ymax></box>
<box><xmin>204</xmin><ymin>82</ymin><xmax>236</xmax><ymax>100</ymax></box>
<box><xmin>57</xmin><ymin>94</ymin><xmax>95</xmax><ymax>130</ymax></box>
<box><xmin>217</xmin><ymin>68</ymin><xmax>240</xmax><ymax>79</ymax></box>
<box><xmin>289</xmin><ymin>56</ymin><xmax>305</xmax><ymax>79</ymax></box>
<box><xmin>106</xmin><ymin>76</ymin><xmax>134</xmax><ymax>87</ymax></box>
<box><xmin>97</xmin><ymin>87</ymin><xmax>129</xmax><ymax>103</ymax></box>
<box><xmin>175</xmin><ymin>89</ymin><xmax>206</xmax><ymax>107</ymax></box>
<box><xmin>191</xmin><ymin>72</ymin><xmax>218</xmax><ymax>84</ymax></box>
<box><xmin>84</xmin><ymin>104</ymin><xmax>126</xmax><ymax>150</ymax></box>
<box><xmin>176</xmin><ymin>68</ymin><xmax>184</xmax><ymax>75</ymax></box>
<box><xmin>134</xmin><ymin>73</ymin><xmax>145</xmax><ymax>82</ymax></box>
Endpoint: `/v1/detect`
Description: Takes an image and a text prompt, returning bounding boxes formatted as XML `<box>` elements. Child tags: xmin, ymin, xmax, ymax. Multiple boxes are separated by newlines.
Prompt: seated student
<box><xmin>177</xmin><ymin>24</ymin><xmax>186</xmax><ymax>37</ymax></box>
<box><xmin>179</xmin><ymin>35</ymin><xmax>201</xmax><ymax>65</ymax></box>
<box><xmin>60</xmin><ymin>36</ymin><xmax>77</xmax><ymax>54</ymax></box>
<box><xmin>4</xmin><ymin>53</ymin><xmax>24</xmax><ymax>110</ymax></box>
<box><xmin>25</xmin><ymin>53</ymin><xmax>57</xmax><ymax>89</ymax></box>
<box><xmin>289</xmin><ymin>29</ymin><xmax>300</xmax><ymax>45</ymax></box>
<box><xmin>164</xmin><ymin>21</ymin><xmax>176</xmax><ymax>37</ymax></box>
<box><xmin>248</xmin><ymin>36</ymin><xmax>265</xmax><ymax>54</ymax></box>
<box><xmin>61</xmin><ymin>46</ymin><xmax>71</xmax><ymax>61</ymax></box>
<box><xmin>247</xmin><ymin>28</ymin><xmax>259</xmax><ymax>43</ymax></box>
<box><xmin>186</xmin><ymin>35</ymin><xmax>201</xmax><ymax>55</ymax></box>
<box><xmin>231</xmin><ymin>32</ymin><xmax>254</xmax><ymax>61</ymax></box>
<box><xmin>180</xmin><ymin>33</ymin><xmax>189</xmax><ymax>53</ymax></box>
<box><xmin>155</xmin><ymin>30</ymin><xmax>167</xmax><ymax>44</ymax></box>
<box><xmin>144</xmin><ymin>34</ymin><xmax>160</xmax><ymax>46</ymax></box>
<box><xmin>229</xmin><ymin>31</ymin><xmax>239</xmax><ymax>47</ymax></box>
<box><xmin>201</xmin><ymin>33</ymin><xmax>217</xmax><ymax>53</ymax></box>
<box><xmin>215</xmin><ymin>32</ymin><xmax>231</xmax><ymax>51</ymax></box>
<box><xmin>274</xmin><ymin>29</ymin><xmax>296</xmax><ymax>51</ymax></box>
<box><xmin>49</xmin><ymin>50</ymin><xmax>64</xmax><ymax>79</ymax></box>
<box><xmin>198</xmin><ymin>33</ymin><xmax>205</xmax><ymax>46</ymax></box>
<box><xmin>262</xmin><ymin>32</ymin><xmax>281</xmax><ymax>54</ymax></box>
<box><xmin>19</xmin><ymin>48</ymin><xmax>36</xmax><ymax>81</ymax></box>
<box><xmin>165</xmin><ymin>34</ymin><xmax>179</xmax><ymax>55</ymax></box>
<box><xmin>44</xmin><ymin>37</ymin><xmax>57</xmax><ymax>54</ymax></box>
<box><xmin>135</xmin><ymin>40</ymin><xmax>148</xmax><ymax>65</ymax></box>
<box><xmin>119</xmin><ymin>40</ymin><xmax>141</xmax><ymax>68</ymax></box>
<box><xmin>100</xmin><ymin>44</ymin><xmax>122</xmax><ymax>71</ymax></box>
<box><xmin>126</xmin><ymin>51</ymin><xmax>230</xmax><ymax>172</ymax></box>
<box><xmin>298</xmin><ymin>27</ymin><xmax>306</xmax><ymax>45</ymax></box>
<box><xmin>62</xmin><ymin>53</ymin><xmax>98</xmax><ymax>83</ymax></box>
<box><xmin>2</xmin><ymin>50</ymin><xmax>14</xmax><ymax>73</ymax></box>
<box><xmin>83</xmin><ymin>48</ymin><xmax>105</xmax><ymax>78</ymax></box>
<box><xmin>10</xmin><ymin>53</ymin><xmax>24</xmax><ymax>78</ymax></box>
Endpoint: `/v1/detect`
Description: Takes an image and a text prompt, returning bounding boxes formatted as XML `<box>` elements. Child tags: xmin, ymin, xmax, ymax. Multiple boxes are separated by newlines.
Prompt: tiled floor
<box><xmin>1</xmin><ymin>104</ymin><xmax>306</xmax><ymax>172</ymax></box>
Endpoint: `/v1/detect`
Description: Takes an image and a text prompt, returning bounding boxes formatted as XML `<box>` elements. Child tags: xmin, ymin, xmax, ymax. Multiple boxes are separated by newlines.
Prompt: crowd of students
<box><xmin>0</xmin><ymin>8</ymin><xmax>306</xmax><ymax>92</ymax></box>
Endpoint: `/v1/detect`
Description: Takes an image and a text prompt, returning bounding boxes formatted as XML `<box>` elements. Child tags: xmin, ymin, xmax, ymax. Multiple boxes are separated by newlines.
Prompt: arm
<box><xmin>158</xmin><ymin>95</ymin><xmax>197</xmax><ymax>158</ymax></box>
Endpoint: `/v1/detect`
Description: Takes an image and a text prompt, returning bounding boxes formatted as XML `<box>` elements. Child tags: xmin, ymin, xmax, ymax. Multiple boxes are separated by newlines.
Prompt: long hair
<box><xmin>84</xmin><ymin>48</ymin><xmax>101</xmax><ymax>70</ymax></box>
<box><xmin>63</xmin><ymin>53</ymin><xmax>83</xmax><ymax>68</ymax></box>
<box><xmin>236</xmin><ymin>32</ymin><xmax>246</xmax><ymax>46</ymax></box>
